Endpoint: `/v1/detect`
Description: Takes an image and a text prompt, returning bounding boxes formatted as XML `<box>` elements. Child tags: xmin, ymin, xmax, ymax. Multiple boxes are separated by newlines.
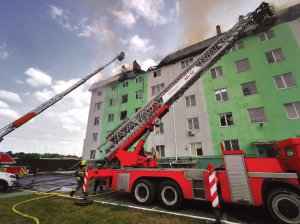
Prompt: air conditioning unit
<box><xmin>187</xmin><ymin>130</ymin><xmax>195</xmax><ymax>136</ymax></box>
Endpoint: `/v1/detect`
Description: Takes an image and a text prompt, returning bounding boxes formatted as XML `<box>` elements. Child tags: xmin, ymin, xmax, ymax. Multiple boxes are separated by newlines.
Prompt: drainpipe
<box><xmin>169</xmin><ymin>66</ymin><xmax>178</xmax><ymax>168</ymax></box>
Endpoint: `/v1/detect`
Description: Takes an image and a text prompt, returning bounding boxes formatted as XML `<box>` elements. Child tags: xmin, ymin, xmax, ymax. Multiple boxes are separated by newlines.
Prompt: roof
<box><xmin>155</xmin><ymin>3</ymin><xmax>300</xmax><ymax>69</ymax></box>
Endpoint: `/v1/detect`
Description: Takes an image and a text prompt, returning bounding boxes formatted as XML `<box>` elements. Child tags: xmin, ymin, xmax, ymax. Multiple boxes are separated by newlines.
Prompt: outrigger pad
<box><xmin>75</xmin><ymin>199</ymin><xmax>94</xmax><ymax>206</ymax></box>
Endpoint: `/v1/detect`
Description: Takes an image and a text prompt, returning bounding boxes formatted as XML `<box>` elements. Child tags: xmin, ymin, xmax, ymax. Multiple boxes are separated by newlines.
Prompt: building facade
<box><xmin>82</xmin><ymin>4</ymin><xmax>300</xmax><ymax>164</ymax></box>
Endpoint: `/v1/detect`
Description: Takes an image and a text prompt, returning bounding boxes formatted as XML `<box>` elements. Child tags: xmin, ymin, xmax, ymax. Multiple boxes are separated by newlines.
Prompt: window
<box><xmin>109</xmin><ymin>98</ymin><xmax>116</xmax><ymax>106</ymax></box>
<box><xmin>224</xmin><ymin>139</ymin><xmax>240</xmax><ymax>150</ymax></box>
<box><xmin>94</xmin><ymin>117</ymin><xmax>100</xmax><ymax>126</ymax></box>
<box><xmin>156</xmin><ymin>122</ymin><xmax>164</xmax><ymax>134</ymax></box>
<box><xmin>258</xmin><ymin>30</ymin><xmax>275</xmax><ymax>41</ymax></box>
<box><xmin>135</xmin><ymin>90</ymin><xmax>143</xmax><ymax>99</ymax></box>
<box><xmin>286</xmin><ymin>147</ymin><xmax>294</xmax><ymax>157</ymax></box>
<box><xmin>190</xmin><ymin>142</ymin><xmax>203</xmax><ymax>156</ymax></box>
<box><xmin>120</xmin><ymin>111</ymin><xmax>127</xmax><ymax>120</ymax></box>
<box><xmin>274</xmin><ymin>73</ymin><xmax>296</xmax><ymax>89</ymax></box>
<box><xmin>235</xmin><ymin>58</ymin><xmax>251</xmax><ymax>73</ymax></box>
<box><xmin>151</xmin><ymin>83</ymin><xmax>165</xmax><ymax>96</ymax></box>
<box><xmin>265</xmin><ymin>49</ymin><xmax>284</xmax><ymax>64</ymax></box>
<box><xmin>111</xmin><ymin>85</ymin><xmax>116</xmax><ymax>91</ymax></box>
<box><xmin>219</xmin><ymin>112</ymin><xmax>234</xmax><ymax>127</ymax></box>
<box><xmin>284</xmin><ymin>101</ymin><xmax>300</xmax><ymax>119</ymax></box>
<box><xmin>90</xmin><ymin>150</ymin><xmax>96</xmax><ymax>159</ymax></box>
<box><xmin>154</xmin><ymin>70</ymin><xmax>161</xmax><ymax>78</ymax></box>
<box><xmin>156</xmin><ymin>145</ymin><xmax>165</xmax><ymax>157</ymax></box>
<box><xmin>94</xmin><ymin>102</ymin><xmax>102</xmax><ymax>111</ymax></box>
<box><xmin>181</xmin><ymin>58</ymin><xmax>193</xmax><ymax>69</ymax></box>
<box><xmin>97</xmin><ymin>90</ymin><xmax>103</xmax><ymax>96</ymax></box>
<box><xmin>121</xmin><ymin>94</ymin><xmax>128</xmax><ymax>103</ymax></box>
<box><xmin>187</xmin><ymin>117</ymin><xmax>199</xmax><ymax>130</ymax></box>
<box><xmin>92</xmin><ymin>133</ymin><xmax>98</xmax><ymax>142</ymax></box>
<box><xmin>215</xmin><ymin>88</ymin><xmax>228</xmax><ymax>102</ymax></box>
<box><xmin>248</xmin><ymin>107</ymin><xmax>267</xmax><ymax>123</ymax></box>
<box><xmin>123</xmin><ymin>81</ymin><xmax>128</xmax><ymax>88</ymax></box>
<box><xmin>230</xmin><ymin>41</ymin><xmax>244</xmax><ymax>52</ymax></box>
<box><xmin>241</xmin><ymin>81</ymin><xmax>258</xmax><ymax>96</ymax></box>
<box><xmin>108</xmin><ymin>114</ymin><xmax>114</xmax><ymax>122</ymax></box>
<box><xmin>136</xmin><ymin>76</ymin><xmax>143</xmax><ymax>83</ymax></box>
<box><xmin>135</xmin><ymin>107</ymin><xmax>141</xmax><ymax>113</ymax></box>
<box><xmin>211</xmin><ymin>66</ymin><xmax>223</xmax><ymax>79</ymax></box>
<box><xmin>185</xmin><ymin>95</ymin><xmax>196</xmax><ymax>107</ymax></box>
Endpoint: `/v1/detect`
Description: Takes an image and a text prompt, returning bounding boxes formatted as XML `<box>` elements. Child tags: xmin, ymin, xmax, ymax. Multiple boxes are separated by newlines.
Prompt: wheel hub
<box><xmin>277</xmin><ymin>199</ymin><xmax>299</xmax><ymax>219</ymax></box>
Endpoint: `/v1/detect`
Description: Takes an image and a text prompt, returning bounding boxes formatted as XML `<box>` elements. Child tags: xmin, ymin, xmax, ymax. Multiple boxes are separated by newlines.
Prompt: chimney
<box><xmin>121</xmin><ymin>65</ymin><xmax>127</xmax><ymax>72</ymax></box>
<box><xmin>133</xmin><ymin>60</ymin><xmax>141</xmax><ymax>70</ymax></box>
<box><xmin>216</xmin><ymin>25</ymin><xmax>221</xmax><ymax>35</ymax></box>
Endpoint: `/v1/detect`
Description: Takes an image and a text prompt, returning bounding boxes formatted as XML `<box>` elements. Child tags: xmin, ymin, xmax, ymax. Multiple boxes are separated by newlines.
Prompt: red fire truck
<box><xmin>0</xmin><ymin>152</ymin><xmax>29</xmax><ymax>177</ymax></box>
<box><xmin>81</xmin><ymin>3</ymin><xmax>300</xmax><ymax>224</ymax></box>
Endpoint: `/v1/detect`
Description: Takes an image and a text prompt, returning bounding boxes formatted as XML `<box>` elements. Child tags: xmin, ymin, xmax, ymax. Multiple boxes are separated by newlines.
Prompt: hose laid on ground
<box><xmin>12</xmin><ymin>185</ymin><xmax>63</xmax><ymax>224</ymax></box>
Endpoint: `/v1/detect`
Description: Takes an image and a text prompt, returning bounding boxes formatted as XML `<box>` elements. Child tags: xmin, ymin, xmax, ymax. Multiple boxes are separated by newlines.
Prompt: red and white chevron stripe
<box><xmin>209</xmin><ymin>171</ymin><xmax>220</xmax><ymax>208</ymax></box>
<box><xmin>83</xmin><ymin>171</ymin><xmax>89</xmax><ymax>193</ymax></box>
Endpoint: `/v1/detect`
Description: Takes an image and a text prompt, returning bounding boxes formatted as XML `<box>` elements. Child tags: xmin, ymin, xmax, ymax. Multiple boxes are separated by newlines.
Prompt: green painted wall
<box><xmin>203</xmin><ymin>22</ymin><xmax>300</xmax><ymax>156</ymax></box>
<box><xmin>99</xmin><ymin>73</ymin><xmax>148</xmax><ymax>159</ymax></box>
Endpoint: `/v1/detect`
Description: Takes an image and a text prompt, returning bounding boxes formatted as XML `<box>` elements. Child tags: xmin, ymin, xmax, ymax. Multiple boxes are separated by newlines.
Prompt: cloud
<box><xmin>0</xmin><ymin>100</ymin><xmax>9</xmax><ymax>109</ymax></box>
<box><xmin>0</xmin><ymin>108</ymin><xmax>19</xmax><ymax>119</ymax></box>
<box><xmin>25</xmin><ymin>68</ymin><xmax>52</xmax><ymax>87</ymax></box>
<box><xmin>34</xmin><ymin>88</ymin><xmax>54</xmax><ymax>102</ymax></box>
<box><xmin>0</xmin><ymin>90</ymin><xmax>22</xmax><ymax>103</ymax></box>
<box><xmin>59</xmin><ymin>108</ymin><xmax>89</xmax><ymax>133</ymax></box>
<box><xmin>140</xmin><ymin>59</ymin><xmax>157</xmax><ymax>70</ymax></box>
<box><xmin>112</xmin><ymin>10</ymin><xmax>136</xmax><ymax>28</ymax></box>
<box><xmin>0</xmin><ymin>43</ymin><xmax>9</xmax><ymax>60</ymax></box>
<box><xmin>129</xmin><ymin>35</ymin><xmax>154</xmax><ymax>52</ymax></box>
<box><xmin>48</xmin><ymin>5</ymin><xmax>73</xmax><ymax>31</ymax></box>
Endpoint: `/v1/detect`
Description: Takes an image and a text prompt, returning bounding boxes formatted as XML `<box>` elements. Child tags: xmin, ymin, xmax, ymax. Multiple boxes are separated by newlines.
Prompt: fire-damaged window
<box><xmin>258</xmin><ymin>30</ymin><xmax>275</xmax><ymax>41</ymax></box>
<box><xmin>97</xmin><ymin>90</ymin><xmax>103</xmax><ymax>96</ymax></box>
<box><xmin>230</xmin><ymin>41</ymin><xmax>244</xmax><ymax>52</ymax></box>
<box><xmin>274</xmin><ymin>73</ymin><xmax>296</xmax><ymax>89</ymax></box>
<box><xmin>219</xmin><ymin>112</ymin><xmax>234</xmax><ymax>127</ymax></box>
<box><xmin>151</xmin><ymin>83</ymin><xmax>165</xmax><ymax>96</ymax></box>
<box><xmin>241</xmin><ymin>81</ymin><xmax>258</xmax><ymax>96</ymax></box>
<box><xmin>284</xmin><ymin>101</ymin><xmax>300</xmax><ymax>119</ymax></box>
<box><xmin>187</xmin><ymin>117</ymin><xmax>199</xmax><ymax>130</ymax></box>
<box><xmin>224</xmin><ymin>139</ymin><xmax>240</xmax><ymax>150</ymax></box>
<box><xmin>136</xmin><ymin>76</ymin><xmax>143</xmax><ymax>83</ymax></box>
<box><xmin>210</xmin><ymin>66</ymin><xmax>223</xmax><ymax>79</ymax></box>
<box><xmin>235</xmin><ymin>58</ymin><xmax>251</xmax><ymax>73</ymax></box>
<box><xmin>120</xmin><ymin>111</ymin><xmax>127</xmax><ymax>120</ymax></box>
<box><xmin>190</xmin><ymin>142</ymin><xmax>203</xmax><ymax>156</ymax></box>
<box><xmin>214</xmin><ymin>88</ymin><xmax>228</xmax><ymax>102</ymax></box>
<box><xmin>135</xmin><ymin>90</ymin><xmax>143</xmax><ymax>99</ymax></box>
<box><xmin>265</xmin><ymin>49</ymin><xmax>284</xmax><ymax>64</ymax></box>
<box><xmin>181</xmin><ymin>58</ymin><xmax>193</xmax><ymax>69</ymax></box>
<box><xmin>121</xmin><ymin>94</ymin><xmax>128</xmax><ymax>103</ymax></box>
<box><xmin>94</xmin><ymin>117</ymin><xmax>100</xmax><ymax>126</ymax></box>
<box><xmin>123</xmin><ymin>81</ymin><xmax>128</xmax><ymax>88</ymax></box>
<box><xmin>248</xmin><ymin>107</ymin><xmax>267</xmax><ymax>123</ymax></box>
<box><xmin>153</xmin><ymin>70</ymin><xmax>161</xmax><ymax>78</ymax></box>
<box><xmin>185</xmin><ymin>95</ymin><xmax>196</xmax><ymax>107</ymax></box>
<box><xmin>90</xmin><ymin>150</ymin><xmax>96</xmax><ymax>159</ymax></box>
<box><xmin>156</xmin><ymin>145</ymin><xmax>165</xmax><ymax>157</ymax></box>
<box><xmin>108</xmin><ymin>113</ymin><xmax>114</xmax><ymax>122</ymax></box>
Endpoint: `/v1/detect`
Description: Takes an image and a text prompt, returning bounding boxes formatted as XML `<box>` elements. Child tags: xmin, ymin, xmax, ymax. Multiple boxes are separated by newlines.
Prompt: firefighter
<box><xmin>92</xmin><ymin>163</ymin><xmax>103</xmax><ymax>194</ymax></box>
<box><xmin>70</xmin><ymin>160</ymin><xmax>87</xmax><ymax>198</ymax></box>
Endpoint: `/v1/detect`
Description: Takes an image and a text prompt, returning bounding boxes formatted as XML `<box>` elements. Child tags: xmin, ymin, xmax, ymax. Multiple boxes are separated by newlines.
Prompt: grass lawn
<box><xmin>0</xmin><ymin>194</ymin><xmax>204</xmax><ymax>224</ymax></box>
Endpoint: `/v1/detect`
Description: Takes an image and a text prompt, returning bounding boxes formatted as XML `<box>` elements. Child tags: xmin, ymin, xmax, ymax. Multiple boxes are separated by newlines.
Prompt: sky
<box><xmin>0</xmin><ymin>0</ymin><xmax>299</xmax><ymax>156</ymax></box>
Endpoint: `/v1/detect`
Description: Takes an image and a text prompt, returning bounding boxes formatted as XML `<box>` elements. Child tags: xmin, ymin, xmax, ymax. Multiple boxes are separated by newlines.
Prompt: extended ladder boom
<box><xmin>99</xmin><ymin>2</ymin><xmax>276</xmax><ymax>162</ymax></box>
<box><xmin>0</xmin><ymin>52</ymin><xmax>125</xmax><ymax>142</ymax></box>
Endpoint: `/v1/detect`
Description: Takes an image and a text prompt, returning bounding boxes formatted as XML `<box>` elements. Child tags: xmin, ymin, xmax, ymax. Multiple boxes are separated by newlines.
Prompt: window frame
<box><xmin>187</xmin><ymin>117</ymin><xmax>200</xmax><ymax>131</ymax></box>
<box><xmin>153</xmin><ymin>70</ymin><xmax>161</xmax><ymax>78</ymax></box>
<box><xmin>284</xmin><ymin>102</ymin><xmax>300</xmax><ymax>119</ymax></box>
<box><xmin>265</xmin><ymin>49</ymin><xmax>285</xmax><ymax>64</ymax></box>
<box><xmin>120</xmin><ymin>110</ymin><xmax>127</xmax><ymax>120</ymax></box>
<box><xmin>190</xmin><ymin>142</ymin><xmax>203</xmax><ymax>156</ymax></box>
<box><xmin>274</xmin><ymin>73</ymin><xmax>296</xmax><ymax>90</ymax></box>
<box><xmin>247</xmin><ymin>107</ymin><xmax>267</xmax><ymax>123</ymax></box>
<box><xmin>241</xmin><ymin>81</ymin><xmax>258</xmax><ymax>96</ymax></box>
<box><xmin>92</xmin><ymin>133</ymin><xmax>98</xmax><ymax>142</ymax></box>
<box><xmin>185</xmin><ymin>95</ymin><xmax>196</xmax><ymax>107</ymax></box>
<box><xmin>223</xmin><ymin>139</ymin><xmax>240</xmax><ymax>150</ymax></box>
<box><xmin>258</xmin><ymin>30</ymin><xmax>275</xmax><ymax>42</ymax></box>
<box><xmin>121</xmin><ymin>94</ymin><xmax>128</xmax><ymax>104</ymax></box>
<box><xmin>214</xmin><ymin>88</ymin><xmax>228</xmax><ymax>102</ymax></box>
<box><xmin>210</xmin><ymin>66</ymin><xmax>223</xmax><ymax>79</ymax></box>
<box><xmin>135</xmin><ymin>90</ymin><xmax>143</xmax><ymax>99</ymax></box>
<box><xmin>94</xmin><ymin>102</ymin><xmax>102</xmax><ymax>111</ymax></box>
<box><xmin>235</xmin><ymin>58</ymin><xmax>251</xmax><ymax>73</ymax></box>
<box><xmin>94</xmin><ymin>117</ymin><xmax>100</xmax><ymax>126</ymax></box>
<box><xmin>90</xmin><ymin>150</ymin><xmax>96</xmax><ymax>159</ymax></box>
<box><xmin>156</xmin><ymin>145</ymin><xmax>165</xmax><ymax>157</ymax></box>
<box><xmin>111</xmin><ymin>85</ymin><xmax>116</xmax><ymax>92</ymax></box>
<box><xmin>108</xmin><ymin>113</ymin><xmax>114</xmax><ymax>122</ymax></box>
<box><xmin>219</xmin><ymin>112</ymin><xmax>234</xmax><ymax>127</ymax></box>
<box><xmin>123</xmin><ymin>81</ymin><xmax>128</xmax><ymax>88</ymax></box>
<box><xmin>136</xmin><ymin>76</ymin><xmax>143</xmax><ymax>83</ymax></box>
<box><xmin>230</xmin><ymin>41</ymin><xmax>244</xmax><ymax>52</ymax></box>
<box><xmin>109</xmin><ymin>98</ymin><xmax>116</xmax><ymax>107</ymax></box>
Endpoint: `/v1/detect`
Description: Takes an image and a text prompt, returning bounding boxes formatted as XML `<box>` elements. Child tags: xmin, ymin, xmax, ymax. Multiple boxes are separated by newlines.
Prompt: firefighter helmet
<box><xmin>81</xmin><ymin>160</ymin><xmax>87</xmax><ymax>166</ymax></box>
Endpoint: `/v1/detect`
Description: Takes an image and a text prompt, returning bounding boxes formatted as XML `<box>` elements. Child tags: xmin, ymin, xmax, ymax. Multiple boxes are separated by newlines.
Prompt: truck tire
<box><xmin>0</xmin><ymin>180</ymin><xmax>8</xmax><ymax>192</ymax></box>
<box><xmin>132</xmin><ymin>179</ymin><xmax>156</xmax><ymax>205</ymax></box>
<box><xmin>158</xmin><ymin>180</ymin><xmax>183</xmax><ymax>210</ymax></box>
<box><xmin>266</xmin><ymin>188</ymin><xmax>300</xmax><ymax>224</ymax></box>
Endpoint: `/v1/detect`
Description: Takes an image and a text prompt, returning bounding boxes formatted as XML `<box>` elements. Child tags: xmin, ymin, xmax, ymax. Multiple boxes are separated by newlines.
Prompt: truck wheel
<box><xmin>132</xmin><ymin>179</ymin><xmax>156</xmax><ymax>205</ymax></box>
<box><xmin>0</xmin><ymin>180</ymin><xmax>8</xmax><ymax>192</ymax></box>
<box><xmin>158</xmin><ymin>180</ymin><xmax>183</xmax><ymax>210</ymax></box>
<box><xmin>266</xmin><ymin>188</ymin><xmax>300</xmax><ymax>224</ymax></box>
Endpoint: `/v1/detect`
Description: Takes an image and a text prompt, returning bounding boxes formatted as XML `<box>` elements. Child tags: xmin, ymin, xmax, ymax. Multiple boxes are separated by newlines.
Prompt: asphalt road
<box><xmin>17</xmin><ymin>173</ymin><xmax>274</xmax><ymax>224</ymax></box>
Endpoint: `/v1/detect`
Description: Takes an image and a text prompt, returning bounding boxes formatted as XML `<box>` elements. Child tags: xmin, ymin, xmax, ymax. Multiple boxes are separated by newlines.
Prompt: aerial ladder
<box><xmin>0</xmin><ymin>52</ymin><xmax>125</xmax><ymax>142</ymax></box>
<box><xmin>98</xmin><ymin>2</ymin><xmax>276</xmax><ymax>168</ymax></box>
